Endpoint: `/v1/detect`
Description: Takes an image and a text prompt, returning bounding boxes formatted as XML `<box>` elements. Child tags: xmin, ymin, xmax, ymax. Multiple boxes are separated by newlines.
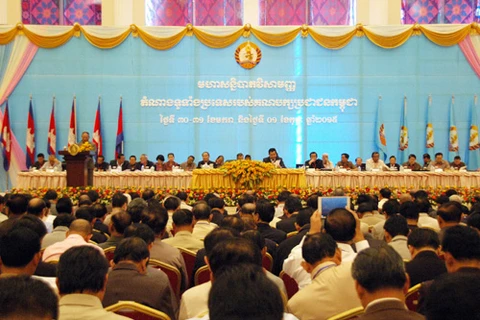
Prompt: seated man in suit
<box><xmin>402</xmin><ymin>154</ymin><xmax>422</xmax><ymax>171</ymax></box>
<box><xmin>387</xmin><ymin>155</ymin><xmax>401</xmax><ymax>171</ymax></box>
<box><xmin>263</xmin><ymin>148</ymin><xmax>286</xmax><ymax>168</ymax></box>
<box><xmin>197</xmin><ymin>152</ymin><xmax>216</xmax><ymax>169</ymax></box>
<box><xmin>33</xmin><ymin>153</ymin><xmax>46</xmax><ymax>169</ymax></box>
<box><xmin>336</xmin><ymin>153</ymin><xmax>355</xmax><ymax>170</ymax></box>
<box><xmin>276</xmin><ymin>196</ymin><xmax>303</xmax><ymax>234</ymax></box>
<box><xmin>127</xmin><ymin>155</ymin><xmax>141</xmax><ymax>171</ymax></box>
<box><xmin>138</xmin><ymin>154</ymin><xmax>154</xmax><ymax>170</ymax></box>
<box><xmin>110</xmin><ymin>153</ymin><xmax>128</xmax><ymax>171</ymax></box>
<box><xmin>406</xmin><ymin>228</ymin><xmax>446</xmax><ymax>287</ymax></box>
<box><xmin>450</xmin><ymin>155</ymin><xmax>466</xmax><ymax>170</ymax></box>
<box><xmin>94</xmin><ymin>155</ymin><xmax>110</xmax><ymax>171</ymax></box>
<box><xmin>163</xmin><ymin>153</ymin><xmax>180</xmax><ymax>171</ymax></box>
<box><xmin>352</xmin><ymin>246</ymin><xmax>424</xmax><ymax>319</ymax></box>
<box><xmin>355</xmin><ymin>157</ymin><xmax>366</xmax><ymax>171</ymax></box>
<box><xmin>304</xmin><ymin>151</ymin><xmax>323</xmax><ymax>169</ymax></box>
<box><xmin>254</xmin><ymin>200</ymin><xmax>286</xmax><ymax>244</ymax></box>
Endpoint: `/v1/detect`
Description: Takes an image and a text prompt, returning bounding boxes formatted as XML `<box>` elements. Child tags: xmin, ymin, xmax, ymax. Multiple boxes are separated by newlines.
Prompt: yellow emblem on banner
<box><xmin>235</xmin><ymin>42</ymin><xmax>261</xmax><ymax>69</ymax></box>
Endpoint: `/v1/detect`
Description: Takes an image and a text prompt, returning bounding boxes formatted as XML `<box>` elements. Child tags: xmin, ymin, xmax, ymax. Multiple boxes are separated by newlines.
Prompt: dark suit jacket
<box><xmin>197</xmin><ymin>160</ymin><xmax>217</xmax><ymax>168</ymax></box>
<box><xmin>109</xmin><ymin>160</ymin><xmax>129</xmax><ymax>171</ymax></box>
<box><xmin>139</xmin><ymin>160</ymin><xmax>155</xmax><ymax>170</ymax></box>
<box><xmin>304</xmin><ymin>159</ymin><xmax>324</xmax><ymax>169</ymax></box>
<box><xmin>406</xmin><ymin>251</ymin><xmax>447</xmax><ymax>287</ymax></box>
<box><xmin>34</xmin><ymin>261</ymin><xmax>57</xmax><ymax>277</ymax></box>
<box><xmin>276</xmin><ymin>214</ymin><xmax>298</xmax><ymax>234</ymax></box>
<box><xmin>127</xmin><ymin>162</ymin><xmax>142</xmax><ymax>171</ymax></box>
<box><xmin>263</xmin><ymin>157</ymin><xmax>286</xmax><ymax>168</ymax></box>
<box><xmin>273</xmin><ymin>225</ymin><xmax>309</xmax><ymax>275</ymax></box>
<box><xmin>257</xmin><ymin>222</ymin><xmax>286</xmax><ymax>244</ymax></box>
<box><xmin>94</xmin><ymin>162</ymin><xmax>110</xmax><ymax>171</ymax></box>
<box><xmin>387</xmin><ymin>163</ymin><xmax>401</xmax><ymax>171</ymax></box>
<box><xmin>356</xmin><ymin>163</ymin><xmax>366</xmax><ymax>171</ymax></box>
<box><xmin>359</xmin><ymin>299</ymin><xmax>425</xmax><ymax>320</ymax></box>
<box><xmin>210</xmin><ymin>208</ymin><xmax>228</xmax><ymax>225</ymax></box>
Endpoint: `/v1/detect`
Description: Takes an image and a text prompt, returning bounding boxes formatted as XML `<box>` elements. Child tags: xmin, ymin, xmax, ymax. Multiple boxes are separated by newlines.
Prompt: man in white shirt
<box><xmin>378</xmin><ymin>188</ymin><xmax>391</xmax><ymax>211</ymax></box>
<box><xmin>287</xmin><ymin>233</ymin><xmax>362</xmax><ymax>320</ymax></box>
<box><xmin>192</xmin><ymin>203</ymin><xmax>217</xmax><ymax>240</ymax></box>
<box><xmin>384</xmin><ymin>215</ymin><xmax>411</xmax><ymax>260</ymax></box>
<box><xmin>282</xmin><ymin>208</ymin><xmax>370</xmax><ymax>289</ymax></box>
<box><xmin>415</xmin><ymin>198</ymin><xmax>440</xmax><ymax>232</ymax></box>
<box><xmin>42</xmin><ymin>219</ymin><xmax>105</xmax><ymax>262</ymax></box>
<box><xmin>365</xmin><ymin>152</ymin><xmax>388</xmax><ymax>171</ymax></box>
<box><xmin>41</xmin><ymin>154</ymin><xmax>62</xmax><ymax>172</ymax></box>
<box><xmin>177</xmin><ymin>192</ymin><xmax>193</xmax><ymax>211</ymax></box>
<box><xmin>351</xmin><ymin>246</ymin><xmax>423</xmax><ymax>320</ymax></box>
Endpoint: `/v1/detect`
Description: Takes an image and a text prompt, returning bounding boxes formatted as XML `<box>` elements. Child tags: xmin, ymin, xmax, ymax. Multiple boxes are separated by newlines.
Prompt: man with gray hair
<box><xmin>351</xmin><ymin>246</ymin><xmax>424</xmax><ymax>319</ymax></box>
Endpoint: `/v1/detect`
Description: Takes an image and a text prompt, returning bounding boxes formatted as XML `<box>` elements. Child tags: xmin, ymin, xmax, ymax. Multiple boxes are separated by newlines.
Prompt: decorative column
<box><xmin>113</xmin><ymin>0</ymin><xmax>134</xmax><ymax>25</ymax></box>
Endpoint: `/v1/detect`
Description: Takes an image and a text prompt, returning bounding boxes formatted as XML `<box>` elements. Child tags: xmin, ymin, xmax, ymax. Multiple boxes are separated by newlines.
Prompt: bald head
<box><xmin>68</xmin><ymin>219</ymin><xmax>92</xmax><ymax>237</ymax></box>
<box><xmin>27</xmin><ymin>198</ymin><xmax>47</xmax><ymax>217</ymax></box>
<box><xmin>241</xmin><ymin>203</ymin><xmax>256</xmax><ymax>215</ymax></box>
<box><xmin>399</xmin><ymin>193</ymin><xmax>412</xmax><ymax>204</ymax></box>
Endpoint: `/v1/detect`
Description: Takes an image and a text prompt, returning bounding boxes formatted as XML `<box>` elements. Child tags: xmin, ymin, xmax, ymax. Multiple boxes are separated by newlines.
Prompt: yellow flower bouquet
<box><xmin>220</xmin><ymin>160</ymin><xmax>276</xmax><ymax>188</ymax></box>
<box><xmin>78</xmin><ymin>142</ymin><xmax>95</xmax><ymax>152</ymax></box>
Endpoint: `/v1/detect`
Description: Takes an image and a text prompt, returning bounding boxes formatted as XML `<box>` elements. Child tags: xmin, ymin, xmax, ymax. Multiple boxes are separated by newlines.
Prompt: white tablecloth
<box><xmin>305</xmin><ymin>171</ymin><xmax>480</xmax><ymax>188</ymax></box>
<box><xmin>16</xmin><ymin>171</ymin><xmax>193</xmax><ymax>189</ymax></box>
<box><xmin>16</xmin><ymin>170</ymin><xmax>480</xmax><ymax>189</ymax></box>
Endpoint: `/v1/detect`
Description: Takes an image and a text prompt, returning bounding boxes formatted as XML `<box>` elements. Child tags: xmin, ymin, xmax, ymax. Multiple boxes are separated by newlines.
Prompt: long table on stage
<box><xmin>16</xmin><ymin>171</ymin><xmax>193</xmax><ymax>189</ymax></box>
<box><xmin>305</xmin><ymin>170</ymin><xmax>480</xmax><ymax>188</ymax></box>
<box><xmin>15</xmin><ymin>170</ymin><xmax>480</xmax><ymax>190</ymax></box>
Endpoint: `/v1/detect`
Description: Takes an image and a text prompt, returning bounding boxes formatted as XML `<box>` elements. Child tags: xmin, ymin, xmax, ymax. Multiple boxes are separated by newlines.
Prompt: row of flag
<box><xmin>1</xmin><ymin>97</ymin><xmax>125</xmax><ymax>172</ymax></box>
<box><xmin>375</xmin><ymin>95</ymin><xmax>480</xmax><ymax>164</ymax></box>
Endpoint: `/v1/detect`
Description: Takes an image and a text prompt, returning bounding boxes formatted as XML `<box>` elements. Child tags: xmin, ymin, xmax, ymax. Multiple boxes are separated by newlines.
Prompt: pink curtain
<box><xmin>0</xmin><ymin>42</ymin><xmax>39</xmax><ymax>176</ymax></box>
<box><xmin>22</xmin><ymin>0</ymin><xmax>102</xmax><ymax>25</ymax></box>
<box><xmin>459</xmin><ymin>36</ymin><xmax>480</xmax><ymax>79</ymax></box>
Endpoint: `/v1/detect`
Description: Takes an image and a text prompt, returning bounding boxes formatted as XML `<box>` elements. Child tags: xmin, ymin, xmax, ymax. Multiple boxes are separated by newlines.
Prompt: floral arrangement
<box><xmin>9</xmin><ymin>185</ymin><xmax>480</xmax><ymax>207</ymax></box>
<box><xmin>220</xmin><ymin>160</ymin><xmax>276</xmax><ymax>188</ymax></box>
<box><xmin>78</xmin><ymin>142</ymin><xmax>95</xmax><ymax>152</ymax></box>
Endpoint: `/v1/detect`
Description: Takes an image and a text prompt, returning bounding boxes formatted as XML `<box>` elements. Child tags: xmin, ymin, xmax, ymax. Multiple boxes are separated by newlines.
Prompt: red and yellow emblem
<box><xmin>235</xmin><ymin>42</ymin><xmax>262</xmax><ymax>69</ymax></box>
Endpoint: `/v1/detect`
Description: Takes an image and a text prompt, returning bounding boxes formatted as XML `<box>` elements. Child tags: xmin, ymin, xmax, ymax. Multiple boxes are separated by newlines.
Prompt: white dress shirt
<box><xmin>282</xmin><ymin>236</ymin><xmax>370</xmax><ymax>289</ymax></box>
<box><xmin>418</xmin><ymin>213</ymin><xmax>440</xmax><ymax>232</ymax></box>
<box><xmin>365</xmin><ymin>158</ymin><xmax>388</xmax><ymax>171</ymax></box>
<box><xmin>192</xmin><ymin>221</ymin><xmax>218</xmax><ymax>240</ymax></box>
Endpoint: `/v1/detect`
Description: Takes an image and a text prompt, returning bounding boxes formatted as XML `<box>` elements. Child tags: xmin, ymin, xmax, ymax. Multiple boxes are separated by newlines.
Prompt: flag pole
<box><xmin>120</xmin><ymin>96</ymin><xmax>124</xmax><ymax>154</ymax></box>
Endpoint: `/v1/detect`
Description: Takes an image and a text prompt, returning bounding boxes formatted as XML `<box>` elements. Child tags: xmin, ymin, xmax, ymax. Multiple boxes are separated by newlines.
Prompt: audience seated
<box><xmin>273</xmin><ymin>207</ymin><xmax>313</xmax><ymax>275</ymax></box>
<box><xmin>358</xmin><ymin>202</ymin><xmax>384</xmax><ymax>226</ymax></box>
<box><xmin>75</xmin><ymin>206</ymin><xmax>107</xmax><ymax>244</ymax></box>
<box><xmin>42</xmin><ymin>214</ymin><xmax>75</xmax><ymax>249</ymax></box>
<box><xmin>0</xmin><ymin>275</ymin><xmax>58</xmax><ymax>319</ymax></box>
<box><xmin>467</xmin><ymin>212</ymin><xmax>480</xmax><ymax>234</ymax></box>
<box><xmin>0</xmin><ymin>225</ymin><xmax>41</xmax><ymax>276</ymax></box>
<box><xmin>98</xmin><ymin>210</ymin><xmax>131</xmax><ymax>249</ymax></box>
<box><xmin>192</xmin><ymin>202</ymin><xmax>218</xmax><ymax>240</ymax></box>
<box><xmin>276</xmin><ymin>196</ymin><xmax>303</xmax><ymax>233</ymax></box>
<box><xmin>42</xmin><ymin>219</ymin><xmax>105</xmax><ymax>262</ymax></box>
<box><xmin>92</xmin><ymin>203</ymin><xmax>109</xmax><ymax>235</ymax></box>
<box><xmin>415</xmin><ymin>198</ymin><xmax>440</xmax><ymax>232</ymax></box>
<box><xmin>27</xmin><ymin>198</ymin><xmax>52</xmax><ymax>233</ymax></box>
<box><xmin>177</xmin><ymin>191</ymin><xmax>193</xmax><ymax>210</ymax></box>
<box><xmin>104</xmin><ymin>192</ymin><xmax>128</xmax><ymax>226</ymax></box>
<box><xmin>164</xmin><ymin>196</ymin><xmax>181</xmax><ymax>232</ymax></box>
<box><xmin>436</xmin><ymin>202</ymin><xmax>462</xmax><ymax>241</ymax></box>
<box><xmin>287</xmin><ymin>233</ymin><xmax>362</xmax><ymax>320</ymax></box>
<box><xmin>180</xmin><ymin>228</ymin><xmax>236</xmax><ymax>320</ymax></box>
<box><xmin>372</xmin><ymin>199</ymin><xmax>400</xmax><ymax>240</ymax></box>
<box><xmin>163</xmin><ymin>209</ymin><xmax>204</xmax><ymax>252</ymax></box>
<box><xmin>399</xmin><ymin>201</ymin><xmax>420</xmax><ymax>232</ymax></box>
<box><xmin>141</xmin><ymin>207</ymin><xmax>189</xmax><ymax>291</ymax></box>
<box><xmin>424</xmin><ymin>272</ymin><xmax>480</xmax><ymax>319</ymax></box>
<box><xmin>352</xmin><ymin>246</ymin><xmax>424</xmax><ymax>319</ymax></box>
<box><xmin>200</xmin><ymin>264</ymin><xmax>297</xmax><ymax>320</ymax></box>
<box><xmin>102</xmin><ymin>237</ymin><xmax>177</xmax><ymax>319</ymax></box>
<box><xmin>384</xmin><ymin>215</ymin><xmax>411</xmax><ymax>260</ymax></box>
<box><xmin>274</xmin><ymin>190</ymin><xmax>291</xmax><ymax>218</ymax></box>
<box><xmin>127</xmin><ymin>198</ymin><xmax>148</xmax><ymax>224</ymax></box>
<box><xmin>208</xmin><ymin>197</ymin><xmax>227</xmax><ymax>225</ymax></box>
<box><xmin>57</xmin><ymin>246</ymin><xmax>129</xmax><ymax>320</ymax></box>
<box><xmin>255</xmin><ymin>199</ymin><xmax>286</xmax><ymax>244</ymax></box>
<box><xmin>241</xmin><ymin>230</ymin><xmax>287</xmax><ymax>296</ymax></box>
<box><xmin>406</xmin><ymin>228</ymin><xmax>446</xmax><ymax>287</ymax></box>
<box><xmin>283</xmin><ymin>209</ymin><xmax>371</xmax><ymax>289</ymax></box>
<box><xmin>441</xmin><ymin>225</ymin><xmax>480</xmax><ymax>273</ymax></box>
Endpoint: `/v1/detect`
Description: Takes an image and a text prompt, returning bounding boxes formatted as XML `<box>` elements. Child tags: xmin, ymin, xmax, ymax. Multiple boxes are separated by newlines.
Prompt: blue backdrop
<box><xmin>4</xmin><ymin>33</ymin><xmax>480</xmax><ymax>172</ymax></box>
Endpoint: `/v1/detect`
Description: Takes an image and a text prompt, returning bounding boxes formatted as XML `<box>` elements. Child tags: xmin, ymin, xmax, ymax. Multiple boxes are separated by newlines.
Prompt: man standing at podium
<box><xmin>79</xmin><ymin>131</ymin><xmax>95</xmax><ymax>186</ymax></box>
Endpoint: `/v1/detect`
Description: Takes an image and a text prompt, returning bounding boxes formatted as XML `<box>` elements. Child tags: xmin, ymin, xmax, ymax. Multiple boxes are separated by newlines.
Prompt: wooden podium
<box><xmin>59</xmin><ymin>150</ymin><xmax>95</xmax><ymax>187</ymax></box>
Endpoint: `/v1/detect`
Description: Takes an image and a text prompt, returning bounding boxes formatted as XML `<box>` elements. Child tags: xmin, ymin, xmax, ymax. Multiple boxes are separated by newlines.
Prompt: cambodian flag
<box><xmin>93</xmin><ymin>99</ymin><xmax>102</xmax><ymax>156</ymax></box>
<box><xmin>115</xmin><ymin>98</ymin><xmax>124</xmax><ymax>159</ymax></box>
<box><xmin>1</xmin><ymin>101</ymin><xmax>12</xmax><ymax>171</ymax></box>
<box><xmin>375</xmin><ymin>96</ymin><xmax>387</xmax><ymax>161</ymax></box>
<box><xmin>47</xmin><ymin>99</ymin><xmax>56</xmax><ymax>155</ymax></box>
<box><xmin>68</xmin><ymin>97</ymin><xmax>76</xmax><ymax>147</ymax></box>
<box><xmin>26</xmin><ymin>99</ymin><xmax>35</xmax><ymax>168</ymax></box>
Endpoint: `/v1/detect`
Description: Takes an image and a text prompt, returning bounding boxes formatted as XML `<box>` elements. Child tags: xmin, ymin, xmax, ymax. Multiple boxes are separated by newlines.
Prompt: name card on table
<box><xmin>435</xmin><ymin>168</ymin><xmax>443</xmax><ymax>172</ymax></box>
